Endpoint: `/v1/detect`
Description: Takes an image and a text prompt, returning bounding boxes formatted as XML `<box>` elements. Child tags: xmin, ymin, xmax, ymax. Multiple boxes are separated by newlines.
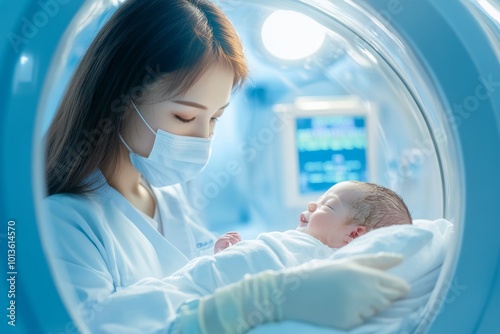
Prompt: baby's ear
<box><xmin>348</xmin><ymin>226</ymin><xmax>367</xmax><ymax>240</ymax></box>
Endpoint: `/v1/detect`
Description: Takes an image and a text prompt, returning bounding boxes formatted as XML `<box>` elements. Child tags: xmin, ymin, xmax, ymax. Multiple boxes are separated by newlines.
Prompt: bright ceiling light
<box><xmin>261</xmin><ymin>10</ymin><xmax>326</xmax><ymax>61</ymax></box>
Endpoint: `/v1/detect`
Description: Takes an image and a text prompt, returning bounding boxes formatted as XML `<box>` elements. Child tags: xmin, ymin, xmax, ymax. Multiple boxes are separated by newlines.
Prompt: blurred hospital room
<box><xmin>0</xmin><ymin>0</ymin><xmax>499</xmax><ymax>333</ymax></box>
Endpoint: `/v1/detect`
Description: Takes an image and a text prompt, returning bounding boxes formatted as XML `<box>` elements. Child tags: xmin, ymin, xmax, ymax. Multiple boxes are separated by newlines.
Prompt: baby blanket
<box><xmin>167</xmin><ymin>228</ymin><xmax>335</xmax><ymax>296</ymax></box>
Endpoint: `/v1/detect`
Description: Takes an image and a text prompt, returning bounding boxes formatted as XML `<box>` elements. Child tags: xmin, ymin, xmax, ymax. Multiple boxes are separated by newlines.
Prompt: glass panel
<box><xmin>188</xmin><ymin>0</ymin><xmax>450</xmax><ymax>236</ymax></box>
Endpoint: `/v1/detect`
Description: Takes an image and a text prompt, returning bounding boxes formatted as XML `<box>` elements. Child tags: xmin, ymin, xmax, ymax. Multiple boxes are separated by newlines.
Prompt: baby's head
<box><xmin>296</xmin><ymin>181</ymin><xmax>412</xmax><ymax>248</ymax></box>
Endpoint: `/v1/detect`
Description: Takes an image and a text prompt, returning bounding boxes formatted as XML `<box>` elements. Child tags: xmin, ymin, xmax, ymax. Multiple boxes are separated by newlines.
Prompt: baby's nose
<box><xmin>308</xmin><ymin>202</ymin><xmax>317</xmax><ymax>212</ymax></box>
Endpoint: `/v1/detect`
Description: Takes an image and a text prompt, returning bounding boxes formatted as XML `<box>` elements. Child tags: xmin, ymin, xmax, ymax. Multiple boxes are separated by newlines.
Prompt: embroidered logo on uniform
<box><xmin>196</xmin><ymin>240</ymin><xmax>213</xmax><ymax>249</ymax></box>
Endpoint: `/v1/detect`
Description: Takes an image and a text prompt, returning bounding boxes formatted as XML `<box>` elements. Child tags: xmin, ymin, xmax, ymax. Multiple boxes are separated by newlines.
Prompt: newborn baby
<box><xmin>168</xmin><ymin>182</ymin><xmax>445</xmax><ymax>334</ymax></box>
<box><xmin>215</xmin><ymin>180</ymin><xmax>413</xmax><ymax>252</ymax></box>
<box><xmin>169</xmin><ymin>181</ymin><xmax>412</xmax><ymax>300</ymax></box>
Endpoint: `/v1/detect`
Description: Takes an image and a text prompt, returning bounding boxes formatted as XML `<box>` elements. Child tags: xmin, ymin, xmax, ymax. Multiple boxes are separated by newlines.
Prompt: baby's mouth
<box><xmin>299</xmin><ymin>214</ymin><xmax>309</xmax><ymax>227</ymax></box>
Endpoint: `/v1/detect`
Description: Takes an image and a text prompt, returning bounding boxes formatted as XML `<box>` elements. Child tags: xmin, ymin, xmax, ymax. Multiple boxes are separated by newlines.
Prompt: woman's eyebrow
<box><xmin>172</xmin><ymin>100</ymin><xmax>230</xmax><ymax>110</ymax></box>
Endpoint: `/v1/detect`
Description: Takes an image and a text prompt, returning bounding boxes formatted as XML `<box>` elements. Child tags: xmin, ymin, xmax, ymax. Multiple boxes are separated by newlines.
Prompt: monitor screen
<box><xmin>276</xmin><ymin>96</ymin><xmax>374</xmax><ymax>207</ymax></box>
<box><xmin>295</xmin><ymin>115</ymin><xmax>368</xmax><ymax>195</ymax></box>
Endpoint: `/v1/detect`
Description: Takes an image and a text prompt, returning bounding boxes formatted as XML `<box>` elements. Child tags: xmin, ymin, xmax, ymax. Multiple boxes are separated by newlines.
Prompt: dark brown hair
<box><xmin>347</xmin><ymin>181</ymin><xmax>413</xmax><ymax>230</ymax></box>
<box><xmin>45</xmin><ymin>0</ymin><xmax>248</xmax><ymax>195</ymax></box>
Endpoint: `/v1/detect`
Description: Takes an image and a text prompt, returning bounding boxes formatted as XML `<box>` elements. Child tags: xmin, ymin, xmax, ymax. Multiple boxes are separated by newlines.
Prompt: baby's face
<box><xmin>297</xmin><ymin>181</ymin><xmax>366</xmax><ymax>248</ymax></box>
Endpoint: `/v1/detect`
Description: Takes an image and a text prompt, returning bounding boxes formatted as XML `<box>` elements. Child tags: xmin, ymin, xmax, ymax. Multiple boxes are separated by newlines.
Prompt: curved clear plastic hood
<box><xmin>34</xmin><ymin>0</ymin><xmax>469</xmax><ymax>333</ymax></box>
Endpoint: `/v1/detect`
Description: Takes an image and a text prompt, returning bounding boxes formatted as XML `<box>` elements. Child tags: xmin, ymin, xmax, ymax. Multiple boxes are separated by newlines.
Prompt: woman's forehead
<box><xmin>143</xmin><ymin>65</ymin><xmax>234</xmax><ymax>107</ymax></box>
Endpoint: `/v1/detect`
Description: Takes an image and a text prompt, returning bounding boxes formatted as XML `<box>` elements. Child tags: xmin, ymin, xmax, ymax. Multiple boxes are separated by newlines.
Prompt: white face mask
<box><xmin>119</xmin><ymin>100</ymin><xmax>212</xmax><ymax>187</ymax></box>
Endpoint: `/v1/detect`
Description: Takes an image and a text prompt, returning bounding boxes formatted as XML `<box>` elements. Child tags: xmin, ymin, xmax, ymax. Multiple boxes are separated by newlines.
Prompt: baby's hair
<box><xmin>347</xmin><ymin>181</ymin><xmax>412</xmax><ymax>230</ymax></box>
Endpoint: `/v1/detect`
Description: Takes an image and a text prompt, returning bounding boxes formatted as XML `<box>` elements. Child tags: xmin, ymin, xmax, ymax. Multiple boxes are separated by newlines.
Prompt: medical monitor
<box><xmin>275</xmin><ymin>96</ymin><xmax>376</xmax><ymax>207</ymax></box>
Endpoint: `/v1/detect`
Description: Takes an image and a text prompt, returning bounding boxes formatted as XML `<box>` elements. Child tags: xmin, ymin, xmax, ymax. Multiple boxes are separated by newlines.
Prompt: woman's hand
<box><xmin>280</xmin><ymin>253</ymin><xmax>411</xmax><ymax>329</ymax></box>
<box><xmin>214</xmin><ymin>232</ymin><xmax>241</xmax><ymax>253</ymax></box>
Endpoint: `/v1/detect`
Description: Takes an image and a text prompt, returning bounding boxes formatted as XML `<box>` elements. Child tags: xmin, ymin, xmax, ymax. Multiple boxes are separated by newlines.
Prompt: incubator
<box><xmin>0</xmin><ymin>0</ymin><xmax>498</xmax><ymax>333</ymax></box>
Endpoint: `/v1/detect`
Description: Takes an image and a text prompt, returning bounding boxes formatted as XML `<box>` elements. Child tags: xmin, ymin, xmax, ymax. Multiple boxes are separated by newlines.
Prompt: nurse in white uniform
<box><xmin>42</xmin><ymin>0</ymin><xmax>411</xmax><ymax>333</ymax></box>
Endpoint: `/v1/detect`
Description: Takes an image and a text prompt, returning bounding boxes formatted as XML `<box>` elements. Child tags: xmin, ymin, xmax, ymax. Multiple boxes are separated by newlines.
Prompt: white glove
<box><xmin>280</xmin><ymin>253</ymin><xmax>410</xmax><ymax>329</ymax></box>
<box><xmin>196</xmin><ymin>253</ymin><xmax>410</xmax><ymax>333</ymax></box>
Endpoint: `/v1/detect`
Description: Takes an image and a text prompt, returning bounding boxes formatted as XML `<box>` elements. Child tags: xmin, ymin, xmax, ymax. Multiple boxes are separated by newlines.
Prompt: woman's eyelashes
<box><xmin>175</xmin><ymin>115</ymin><xmax>196</xmax><ymax>123</ymax></box>
<box><xmin>174</xmin><ymin>115</ymin><xmax>221</xmax><ymax>124</ymax></box>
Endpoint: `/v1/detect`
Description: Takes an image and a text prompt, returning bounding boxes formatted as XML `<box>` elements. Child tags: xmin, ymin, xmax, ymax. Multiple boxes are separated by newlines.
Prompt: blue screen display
<box><xmin>295</xmin><ymin>115</ymin><xmax>368</xmax><ymax>195</ymax></box>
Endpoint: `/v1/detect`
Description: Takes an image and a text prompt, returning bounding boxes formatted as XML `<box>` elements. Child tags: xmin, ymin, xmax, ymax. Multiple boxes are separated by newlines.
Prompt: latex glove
<box><xmin>214</xmin><ymin>232</ymin><xmax>241</xmax><ymax>253</ymax></box>
<box><xmin>280</xmin><ymin>253</ymin><xmax>411</xmax><ymax>329</ymax></box>
<box><xmin>197</xmin><ymin>253</ymin><xmax>410</xmax><ymax>333</ymax></box>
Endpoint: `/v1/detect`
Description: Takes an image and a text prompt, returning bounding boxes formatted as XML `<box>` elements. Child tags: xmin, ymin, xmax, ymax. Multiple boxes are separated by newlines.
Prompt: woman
<box><xmin>44</xmin><ymin>0</ymin><xmax>410</xmax><ymax>333</ymax></box>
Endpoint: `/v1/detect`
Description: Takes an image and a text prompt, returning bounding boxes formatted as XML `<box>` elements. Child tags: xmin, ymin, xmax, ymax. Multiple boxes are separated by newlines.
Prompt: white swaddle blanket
<box><xmin>167</xmin><ymin>219</ymin><xmax>453</xmax><ymax>333</ymax></box>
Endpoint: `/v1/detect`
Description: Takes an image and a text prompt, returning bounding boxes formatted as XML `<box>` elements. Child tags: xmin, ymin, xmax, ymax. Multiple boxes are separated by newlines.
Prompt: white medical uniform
<box><xmin>42</xmin><ymin>170</ymin><xmax>216</xmax><ymax>333</ymax></box>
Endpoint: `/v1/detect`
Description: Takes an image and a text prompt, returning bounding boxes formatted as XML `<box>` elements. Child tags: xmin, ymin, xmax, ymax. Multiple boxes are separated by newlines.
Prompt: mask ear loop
<box><xmin>130</xmin><ymin>99</ymin><xmax>156</xmax><ymax>135</ymax></box>
<box><xmin>118</xmin><ymin>133</ymin><xmax>134</xmax><ymax>153</ymax></box>
<box><xmin>119</xmin><ymin>100</ymin><xmax>157</xmax><ymax>154</ymax></box>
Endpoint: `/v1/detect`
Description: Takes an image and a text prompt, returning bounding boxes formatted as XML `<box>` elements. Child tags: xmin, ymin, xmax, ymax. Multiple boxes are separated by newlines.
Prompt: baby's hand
<box><xmin>214</xmin><ymin>232</ymin><xmax>241</xmax><ymax>253</ymax></box>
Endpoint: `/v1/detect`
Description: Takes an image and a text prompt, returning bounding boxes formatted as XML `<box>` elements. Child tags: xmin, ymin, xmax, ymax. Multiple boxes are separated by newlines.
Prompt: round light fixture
<box><xmin>261</xmin><ymin>10</ymin><xmax>326</xmax><ymax>61</ymax></box>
